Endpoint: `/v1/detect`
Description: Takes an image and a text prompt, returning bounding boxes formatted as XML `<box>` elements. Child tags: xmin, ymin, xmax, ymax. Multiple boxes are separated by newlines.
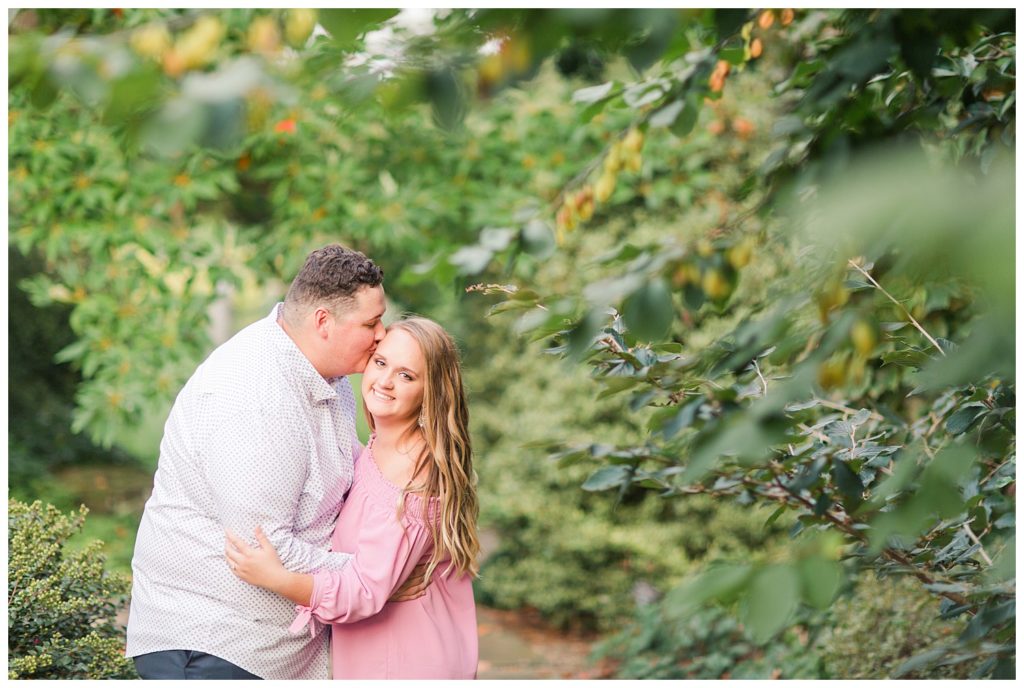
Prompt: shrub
<box><xmin>470</xmin><ymin>334</ymin><xmax>794</xmax><ymax>632</ymax></box>
<box><xmin>820</xmin><ymin>571</ymin><xmax>987</xmax><ymax>679</ymax></box>
<box><xmin>8</xmin><ymin>499</ymin><xmax>136</xmax><ymax>679</ymax></box>
<box><xmin>591</xmin><ymin>603</ymin><xmax>829</xmax><ymax>679</ymax></box>
<box><xmin>594</xmin><ymin>567</ymin><xmax>991</xmax><ymax>680</ymax></box>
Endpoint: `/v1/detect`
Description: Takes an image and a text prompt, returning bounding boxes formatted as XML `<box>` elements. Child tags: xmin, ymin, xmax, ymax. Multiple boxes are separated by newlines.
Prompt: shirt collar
<box><xmin>265</xmin><ymin>303</ymin><xmax>342</xmax><ymax>404</ymax></box>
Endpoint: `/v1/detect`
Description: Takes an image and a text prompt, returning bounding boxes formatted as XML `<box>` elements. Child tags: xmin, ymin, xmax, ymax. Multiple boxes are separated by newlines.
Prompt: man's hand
<box><xmin>389</xmin><ymin>562</ymin><xmax>431</xmax><ymax>602</ymax></box>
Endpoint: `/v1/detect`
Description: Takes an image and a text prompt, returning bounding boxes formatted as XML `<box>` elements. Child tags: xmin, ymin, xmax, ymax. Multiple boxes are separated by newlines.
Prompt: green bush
<box><xmin>820</xmin><ymin>571</ymin><xmax>986</xmax><ymax>679</ymax></box>
<box><xmin>594</xmin><ymin>566</ymin><xmax>992</xmax><ymax>680</ymax></box>
<box><xmin>470</xmin><ymin>333</ymin><xmax>794</xmax><ymax>631</ymax></box>
<box><xmin>8</xmin><ymin>499</ymin><xmax>136</xmax><ymax>679</ymax></box>
<box><xmin>592</xmin><ymin>603</ymin><xmax>829</xmax><ymax>679</ymax></box>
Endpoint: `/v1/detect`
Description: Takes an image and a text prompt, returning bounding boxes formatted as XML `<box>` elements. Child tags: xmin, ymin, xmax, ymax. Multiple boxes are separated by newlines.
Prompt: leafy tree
<box><xmin>468</xmin><ymin>8</ymin><xmax>1015</xmax><ymax>677</ymax></box>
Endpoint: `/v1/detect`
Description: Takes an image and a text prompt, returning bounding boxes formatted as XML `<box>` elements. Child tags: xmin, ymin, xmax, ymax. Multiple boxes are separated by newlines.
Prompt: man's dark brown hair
<box><xmin>283</xmin><ymin>245</ymin><xmax>383</xmax><ymax>322</ymax></box>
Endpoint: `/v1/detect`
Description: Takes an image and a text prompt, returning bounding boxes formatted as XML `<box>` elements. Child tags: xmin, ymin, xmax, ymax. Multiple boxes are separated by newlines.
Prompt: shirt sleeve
<box><xmin>204</xmin><ymin>406</ymin><xmax>353</xmax><ymax>573</ymax></box>
<box><xmin>301</xmin><ymin>499</ymin><xmax>432</xmax><ymax>625</ymax></box>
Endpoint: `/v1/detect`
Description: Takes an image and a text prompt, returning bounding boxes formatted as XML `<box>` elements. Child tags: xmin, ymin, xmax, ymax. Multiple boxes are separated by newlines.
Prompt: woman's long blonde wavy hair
<box><xmin>366</xmin><ymin>317</ymin><xmax>480</xmax><ymax>582</ymax></box>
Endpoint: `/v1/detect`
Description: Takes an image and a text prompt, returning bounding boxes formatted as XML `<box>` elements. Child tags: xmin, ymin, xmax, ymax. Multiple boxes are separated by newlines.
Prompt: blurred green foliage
<box><xmin>8</xmin><ymin>246</ymin><xmax>139</xmax><ymax>488</ymax></box>
<box><xmin>820</xmin><ymin>572</ymin><xmax>987</xmax><ymax>679</ymax></box>
<box><xmin>593</xmin><ymin>603</ymin><xmax>829</xmax><ymax>679</ymax></box>
<box><xmin>469</xmin><ymin>334</ymin><xmax>795</xmax><ymax>631</ymax></box>
<box><xmin>468</xmin><ymin>9</ymin><xmax>1014</xmax><ymax>676</ymax></box>
<box><xmin>594</xmin><ymin>567</ymin><xmax>990</xmax><ymax>679</ymax></box>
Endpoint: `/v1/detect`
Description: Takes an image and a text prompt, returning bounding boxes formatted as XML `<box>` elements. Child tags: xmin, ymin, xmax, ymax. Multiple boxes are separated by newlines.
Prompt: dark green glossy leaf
<box><xmin>713</xmin><ymin>8</ymin><xmax>748</xmax><ymax>39</ymax></box>
<box><xmin>582</xmin><ymin>465</ymin><xmax>631</xmax><ymax>491</ymax></box>
<box><xmin>622</xmin><ymin>278</ymin><xmax>674</xmax><ymax>342</ymax></box>
<box><xmin>946</xmin><ymin>405</ymin><xmax>985</xmax><ymax>435</ymax></box>
<box><xmin>832</xmin><ymin>457</ymin><xmax>865</xmax><ymax>509</ymax></box>
<box><xmin>660</xmin><ymin>396</ymin><xmax>703</xmax><ymax>439</ymax></box>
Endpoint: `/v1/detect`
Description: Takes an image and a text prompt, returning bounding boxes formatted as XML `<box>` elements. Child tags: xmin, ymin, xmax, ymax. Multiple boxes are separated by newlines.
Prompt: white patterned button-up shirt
<box><xmin>126</xmin><ymin>303</ymin><xmax>356</xmax><ymax>679</ymax></box>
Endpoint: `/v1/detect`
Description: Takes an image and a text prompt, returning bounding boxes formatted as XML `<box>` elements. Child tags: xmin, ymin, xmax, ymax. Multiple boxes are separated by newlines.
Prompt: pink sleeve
<box><xmin>296</xmin><ymin>502</ymin><xmax>432</xmax><ymax>626</ymax></box>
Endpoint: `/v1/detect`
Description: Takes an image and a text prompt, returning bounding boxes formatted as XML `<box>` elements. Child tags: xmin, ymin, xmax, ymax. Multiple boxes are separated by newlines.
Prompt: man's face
<box><xmin>325</xmin><ymin>285</ymin><xmax>387</xmax><ymax>377</ymax></box>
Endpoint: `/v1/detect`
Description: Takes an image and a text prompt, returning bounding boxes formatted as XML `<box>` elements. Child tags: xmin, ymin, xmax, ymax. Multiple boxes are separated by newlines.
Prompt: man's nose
<box><xmin>374</xmin><ymin>322</ymin><xmax>386</xmax><ymax>341</ymax></box>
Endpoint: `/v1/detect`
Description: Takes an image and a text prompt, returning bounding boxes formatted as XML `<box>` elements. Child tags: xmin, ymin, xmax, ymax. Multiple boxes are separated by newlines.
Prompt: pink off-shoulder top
<box><xmin>289</xmin><ymin>437</ymin><xmax>478</xmax><ymax>679</ymax></box>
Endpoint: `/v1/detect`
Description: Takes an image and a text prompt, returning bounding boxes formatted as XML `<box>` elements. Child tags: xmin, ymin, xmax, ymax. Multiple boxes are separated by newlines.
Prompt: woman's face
<box><xmin>361</xmin><ymin>328</ymin><xmax>426</xmax><ymax>425</ymax></box>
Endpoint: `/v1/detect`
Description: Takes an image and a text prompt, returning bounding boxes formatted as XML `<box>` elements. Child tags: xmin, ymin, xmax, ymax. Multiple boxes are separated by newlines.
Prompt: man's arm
<box><xmin>204</xmin><ymin>407</ymin><xmax>352</xmax><ymax>573</ymax></box>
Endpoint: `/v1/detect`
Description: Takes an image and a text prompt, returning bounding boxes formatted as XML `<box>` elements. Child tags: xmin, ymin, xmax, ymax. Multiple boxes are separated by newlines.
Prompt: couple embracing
<box><xmin>125</xmin><ymin>245</ymin><xmax>479</xmax><ymax>679</ymax></box>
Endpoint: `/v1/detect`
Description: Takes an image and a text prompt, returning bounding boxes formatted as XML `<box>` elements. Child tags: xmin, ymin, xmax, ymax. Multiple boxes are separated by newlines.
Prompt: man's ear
<box><xmin>312</xmin><ymin>307</ymin><xmax>332</xmax><ymax>338</ymax></box>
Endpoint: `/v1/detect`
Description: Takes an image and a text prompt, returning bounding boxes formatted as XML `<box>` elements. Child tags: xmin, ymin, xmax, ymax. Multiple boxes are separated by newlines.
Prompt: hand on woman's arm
<box><xmin>225</xmin><ymin>526</ymin><xmax>314</xmax><ymax>606</ymax></box>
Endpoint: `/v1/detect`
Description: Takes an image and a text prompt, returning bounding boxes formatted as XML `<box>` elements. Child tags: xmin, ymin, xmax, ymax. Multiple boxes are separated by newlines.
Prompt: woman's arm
<box><xmin>225</xmin><ymin>515</ymin><xmax>433</xmax><ymax>622</ymax></box>
<box><xmin>225</xmin><ymin>527</ymin><xmax>314</xmax><ymax>605</ymax></box>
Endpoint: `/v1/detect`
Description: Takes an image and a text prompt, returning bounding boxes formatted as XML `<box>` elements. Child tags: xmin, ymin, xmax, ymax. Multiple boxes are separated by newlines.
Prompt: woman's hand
<box><xmin>225</xmin><ymin>526</ymin><xmax>290</xmax><ymax>593</ymax></box>
<box><xmin>389</xmin><ymin>562</ymin><xmax>431</xmax><ymax>602</ymax></box>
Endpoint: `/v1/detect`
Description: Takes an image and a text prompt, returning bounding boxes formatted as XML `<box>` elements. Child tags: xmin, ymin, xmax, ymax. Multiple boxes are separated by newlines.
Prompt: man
<box><xmin>127</xmin><ymin>245</ymin><xmax>410</xmax><ymax>679</ymax></box>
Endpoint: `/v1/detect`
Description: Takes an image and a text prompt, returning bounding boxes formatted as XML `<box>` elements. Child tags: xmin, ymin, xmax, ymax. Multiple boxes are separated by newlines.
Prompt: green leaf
<box><xmin>764</xmin><ymin>505</ymin><xmax>786</xmax><ymax>528</ymax></box>
<box><xmin>666</xmin><ymin>563</ymin><xmax>752</xmax><ymax>613</ymax></box>
<box><xmin>881</xmin><ymin>348</ymin><xmax>932</xmax><ymax>368</ymax></box>
<box><xmin>797</xmin><ymin>556</ymin><xmax>842</xmax><ymax>609</ymax></box>
<box><xmin>945</xmin><ymin>405</ymin><xmax>985</xmax><ymax>435</ymax></box>
<box><xmin>426</xmin><ymin>66</ymin><xmax>466</xmax><ymax>131</ymax></box>
<box><xmin>572</xmin><ymin>81</ymin><xmax>615</xmax><ymax>104</ymax></box>
<box><xmin>103</xmin><ymin>64</ymin><xmax>162</xmax><ymax>124</ymax></box>
<box><xmin>719</xmin><ymin>46</ymin><xmax>745</xmax><ymax>65</ymax></box>
<box><xmin>622</xmin><ymin>278</ymin><xmax>674</xmax><ymax>342</ymax></box>
<box><xmin>448</xmin><ymin>245</ymin><xmax>493</xmax><ymax>275</ymax></box>
<box><xmin>625</xmin><ymin>10</ymin><xmax>678</xmax><ymax>72</ymax></box>
<box><xmin>648</xmin><ymin>98</ymin><xmax>684</xmax><ymax>129</ymax></box>
<box><xmin>894</xmin><ymin>646</ymin><xmax>951</xmax><ymax>677</ymax></box>
<box><xmin>319</xmin><ymin>9</ymin><xmax>400</xmax><ymax>48</ymax></box>
<box><xmin>740</xmin><ymin>564</ymin><xmax>800</xmax><ymax>643</ymax></box>
<box><xmin>998</xmin><ymin>91</ymin><xmax>1015</xmax><ymax>119</ymax></box>
<box><xmin>55</xmin><ymin>339</ymin><xmax>90</xmax><ymax>364</ymax></box>
<box><xmin>520</xmin><ymin>219</ymin><xmax>555</xmax><ymax>259</ymax></box>
<box><xmin>479</xmin><ymin>227</ymin><xmax>517</xmax><ymax>251</ymax></box>
<box><xmin>670</xmin><ymin>92</ymin><xmax>701</xmax><ymax>138</ymax></box>
<box><xmin>713</xmin><ymin>8</ymin><xmax>749</xmax><ymax>39</ymax></box>
<box><xmin>660</xmin><ymin>397</ymin><xmax>703</xmax><ymax>439</ymax></box>
<box><xmin>832</xmin><ymin>457</ymin><xmax>864</xmax><ymax>510</ymax></box>
<box><xmin>582</xmin><ymin>465</ymin><xmax>631</xmax><ymax>491</ymax></box>
<box><xmin>566</xmin><ymin>308</ymin><xmax>606</xmax><ymax>360</ymax></box>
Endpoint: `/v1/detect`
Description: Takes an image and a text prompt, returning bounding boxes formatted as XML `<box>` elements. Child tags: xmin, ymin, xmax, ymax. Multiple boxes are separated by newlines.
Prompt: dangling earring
<box><xmin>417</xmin><ymin>410</ymin><xmax>426</xmax><ymax>428</ymax></box>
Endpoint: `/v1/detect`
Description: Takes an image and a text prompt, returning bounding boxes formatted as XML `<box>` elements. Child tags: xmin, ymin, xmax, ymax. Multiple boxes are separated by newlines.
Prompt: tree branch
<box><xmin>847</xmin><ymin>259</ymin><xmax>946</xmax><ymax>357</ymax></box>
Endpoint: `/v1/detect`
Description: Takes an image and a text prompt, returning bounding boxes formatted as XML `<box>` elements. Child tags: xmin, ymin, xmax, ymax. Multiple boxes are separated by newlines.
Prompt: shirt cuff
<box><xmin>288</xmin><ymin>572</ymin><xmax>329</xmax><ymax>637</ymax></box>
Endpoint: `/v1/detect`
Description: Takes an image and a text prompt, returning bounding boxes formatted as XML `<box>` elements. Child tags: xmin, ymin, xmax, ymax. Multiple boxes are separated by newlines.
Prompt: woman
<box><xmin>225</xmin><ymin>317</ymin><xmax>480</xmax><ymax>679</ymax></box>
